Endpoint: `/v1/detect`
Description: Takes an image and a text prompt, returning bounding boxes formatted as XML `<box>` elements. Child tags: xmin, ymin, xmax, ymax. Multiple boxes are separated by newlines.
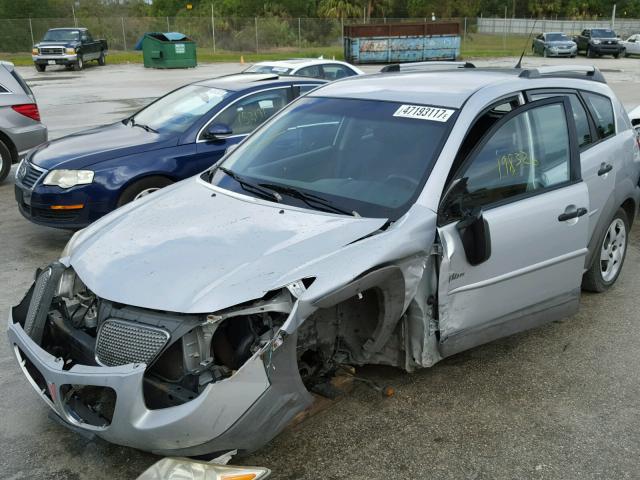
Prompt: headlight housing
<box><xmin>65</xmin><ymin>47</ymin><xmax>76</xmax><ymax>54</ymax></box>
<box><xmin>32</xmin><ymin>47</ymin><xmax>38</xmax><ymax>55</ymax></box>
<box><xmin>43</xmin><ymin>169</ymin><xmax>94</xmax><ymax>188</ymax></box>
<box><xmin>592</xmin><ymin>39</ymin><xmax>601</xmax><ymax>45</ymax></box>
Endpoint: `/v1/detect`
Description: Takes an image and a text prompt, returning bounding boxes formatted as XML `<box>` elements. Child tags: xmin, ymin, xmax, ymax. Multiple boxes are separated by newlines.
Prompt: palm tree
<box><xmin>318</xmin><ymin>0</ymin><xmax>362</xmax><ymax>19</ymax></box>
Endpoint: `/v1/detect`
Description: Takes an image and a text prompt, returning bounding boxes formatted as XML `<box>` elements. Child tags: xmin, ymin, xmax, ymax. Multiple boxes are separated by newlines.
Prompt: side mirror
<box><xmin>456</xmin><ymin>207</ymin><xmax>492</xmax><ymax>266</ymax></box>
<box><xmin>203</xmin><ymin>123</ymin><xmax>232</xmax><ymax>141</ymax></box>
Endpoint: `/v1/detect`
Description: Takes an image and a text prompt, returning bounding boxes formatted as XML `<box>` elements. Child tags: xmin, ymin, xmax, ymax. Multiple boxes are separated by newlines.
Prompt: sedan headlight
<box><xmin>43</xmin><ymin>169</ymin><xmax>94</xmax><ymax>188</ymax></box>
<box><xmin>592</xmin><ymin>39</ymin><xmax>601</xmax><ymax>45</ymax></box>
<box><xmin>65</xmin><ymin>47</ymin><xmax>76</xmax><ymax>54</ymax></box>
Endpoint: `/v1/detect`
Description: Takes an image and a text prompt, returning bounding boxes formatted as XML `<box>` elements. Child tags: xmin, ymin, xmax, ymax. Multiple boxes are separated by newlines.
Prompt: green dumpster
<box><xmin>140</xmin><ymin>32</ymin><xmax>197</xmax><ymax>69</ymax></box>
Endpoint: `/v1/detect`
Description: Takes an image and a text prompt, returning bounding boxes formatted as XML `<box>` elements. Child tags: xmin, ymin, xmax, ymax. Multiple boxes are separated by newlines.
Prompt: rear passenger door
<box><xmin>527</xmin><ymin>90</ymin><xmax>616</xmax><ymax>269</ymax></box>
<box><xmin>436</xmin><ymin>97</ymin><xmax>590</xmax><ymax>356</ymax></box>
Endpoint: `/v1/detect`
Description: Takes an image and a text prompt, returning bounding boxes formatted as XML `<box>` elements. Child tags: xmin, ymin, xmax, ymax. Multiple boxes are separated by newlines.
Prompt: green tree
<box><xmin>318</xmin><ymin>0</ymin><xmax>362</xmax><ymax>18</ymax></box>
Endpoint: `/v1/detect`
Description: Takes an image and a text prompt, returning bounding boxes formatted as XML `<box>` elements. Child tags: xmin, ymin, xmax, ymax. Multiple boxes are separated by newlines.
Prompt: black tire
<box><xmin>35</xmin><ymin>63</ymin><xmax>46</xmax><ymax>72</ymax></box>
<box><xmin>0</xmin><ymin>139</ymin><xmax>12</xmax><ymax>183</ymax></box>
<box><xmin>543</xmin><ymin>48</ymin><xmax>548</xmax><ymax>58</ymax></box>
<box><xmin>613</xmin><ymin>53</ymin><xmax>620</xmax><ymax>59</ymax></box>
<box><xmin>117</xmin><ymin>176</ymin><xmax>173</xmax><ymax>207</ymax></box>
<box><xmin>98</xmin><ymin>51</ymin><xmax>106</xmax><ymax>66</ymax></box>
<box><xmin>73</xmin><ymin>54</ymin><xmax>84</xmax><ymax>71</ymax></box>
<box><xmin>582</xmin><ymin>208</ymin><xmax>630</xmax><ymax>293</ymax></box>
<box><xmin>587</xmin><ymin>46</ymin><xmax>595</xmax><ymax>58</ymax></box>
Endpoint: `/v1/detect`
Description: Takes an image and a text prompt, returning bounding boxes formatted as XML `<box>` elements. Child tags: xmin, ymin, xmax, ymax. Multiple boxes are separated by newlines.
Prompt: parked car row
<box><xmin>532</xmin><ymin>28</ymin><xmax>640</xmax><ymax>58</ymax></box>
<box><xmin>7</xmin><ymin>61</ymin><xmax>640</xmax><ymax>460</ymax></box>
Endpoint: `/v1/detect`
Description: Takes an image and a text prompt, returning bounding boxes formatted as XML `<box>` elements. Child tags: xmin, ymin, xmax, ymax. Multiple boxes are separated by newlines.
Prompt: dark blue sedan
<box><xmin>14</xmin><ymin>73</ymin><xmax>325</xmax><ymax>229</ymax></box>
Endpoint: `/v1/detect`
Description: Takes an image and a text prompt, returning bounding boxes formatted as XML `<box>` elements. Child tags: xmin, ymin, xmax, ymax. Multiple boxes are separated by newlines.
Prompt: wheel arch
<box><xmin>115</xmin><ymin>172</ymin><xmax>178</xmax><ymax>205</ymax></box>
<box><xmin>0</xmin><ymin>130</ymin><xmax>19</xmax><ymax>163</ymax></box>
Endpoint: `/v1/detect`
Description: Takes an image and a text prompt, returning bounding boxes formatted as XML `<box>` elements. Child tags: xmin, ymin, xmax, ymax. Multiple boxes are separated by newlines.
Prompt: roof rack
<box><xmin>518</xmin><ymin>65</ymin><xmax>606</xmax><ymax>83</ymax></box>
<box><xmin>380</xmin><ymin>61</ymin><xmax>476</xmax><ymax>73</ymax></box>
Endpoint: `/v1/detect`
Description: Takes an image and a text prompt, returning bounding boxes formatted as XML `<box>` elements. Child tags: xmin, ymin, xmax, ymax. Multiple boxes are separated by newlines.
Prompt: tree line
<box><xmin>1</xmin><ymin>0</ymin><xmax>637</xmax><ymax>20</ymax></box>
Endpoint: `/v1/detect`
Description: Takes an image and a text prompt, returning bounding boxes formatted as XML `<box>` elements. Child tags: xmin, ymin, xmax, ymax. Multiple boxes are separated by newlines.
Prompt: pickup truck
<box><xmin>573</xmin><ymin>28</ymin><xmax>624</xmax><ymax>58</ymax></box>
<box><xmin>32</xmin><ymin>28</ymin><xmax>108</xmax><ymax>71</ymax></box>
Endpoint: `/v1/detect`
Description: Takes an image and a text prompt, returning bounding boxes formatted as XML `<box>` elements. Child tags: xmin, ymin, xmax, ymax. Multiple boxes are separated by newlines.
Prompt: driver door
<box><xmin>436</xmin><ymin>97</ymin><xmax>590</xmax><ymax>357</ymax></box>
<box><xmin>192</xmin><ymin>87</ymin><xmax>292</xmax><ymax>174</ymax></box>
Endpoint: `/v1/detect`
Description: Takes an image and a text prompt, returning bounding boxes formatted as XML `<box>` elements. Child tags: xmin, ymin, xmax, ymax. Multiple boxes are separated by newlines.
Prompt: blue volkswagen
<box><xmin>14</xmin><ymin>73</ymin><xmax>325</xmax><ymax>229</ymax></box>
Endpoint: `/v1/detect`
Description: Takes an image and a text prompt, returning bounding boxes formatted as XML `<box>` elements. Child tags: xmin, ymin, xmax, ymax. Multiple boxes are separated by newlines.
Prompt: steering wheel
<box><xmin>385</xmin><ymin>174</ymin><xmax>419</xmax><ymax>189</ymax></box>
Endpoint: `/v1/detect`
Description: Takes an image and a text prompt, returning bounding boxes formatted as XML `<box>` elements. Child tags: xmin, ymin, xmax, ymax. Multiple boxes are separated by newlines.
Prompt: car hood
<box><xmin>66</xmin><ymin>178</ymin><xmax>388</xmax><ymax>313</ymax></box>
<box><xmin>547</xmin><ymin>41</ymin><xmax>575</xmax><ymax>47</ymax></box>
<box><xmin>30</xmin><ymin>122</ymin><xmax>176</xmax><ymax>170</ymax></box>
<box><xmin>37</xmin><ymin>41</ymin><xmax>79</xmax><ymax>47</ymax></box>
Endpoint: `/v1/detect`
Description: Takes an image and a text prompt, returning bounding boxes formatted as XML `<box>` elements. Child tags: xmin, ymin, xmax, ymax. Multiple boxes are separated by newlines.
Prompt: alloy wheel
<box><xmin>600</xmin><ymin>218</ymin><xmax>626</xmax><ymax>282</ymax></box>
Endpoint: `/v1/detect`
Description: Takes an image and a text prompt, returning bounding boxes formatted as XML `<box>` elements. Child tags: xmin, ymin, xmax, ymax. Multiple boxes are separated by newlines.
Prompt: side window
<box><xmin>209</xmin><ymin>88</ymin><xmax>289</xmax><ymax>136</ymax></box>
<box><xmin>295</xmin><ymin>65</ymin><xmax>323</xmax><ymax>78</ymax></box>
<box><xmin>294</xmin><ymin>84</ymin><xmax>320</xmax><ymax>95</ymax></box>
<box><xmin>460</xmin><ymin>102</ymin><xmax>572</xmax><ymax>210</ymax></box>
<box><xmin>529</xmin><ymin>92</ymin><xmax>592</xmax><ymax>149</ymax></box>
<box><xmin>582</xmin><ymin>92</ymin><xmax>615</xmax><ymax>140</ymax></box>
<box><xmin>321</xmin><ymin>64</ymin><xmax>354</xmax><ymax>80</ymax></box>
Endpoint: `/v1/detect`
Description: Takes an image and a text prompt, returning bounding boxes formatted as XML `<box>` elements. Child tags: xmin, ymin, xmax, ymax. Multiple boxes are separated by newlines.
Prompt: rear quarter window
<box><xmin>583</xmin><ymin>92</ymin><xmax>615</xmax><ymax>140</ymax></box>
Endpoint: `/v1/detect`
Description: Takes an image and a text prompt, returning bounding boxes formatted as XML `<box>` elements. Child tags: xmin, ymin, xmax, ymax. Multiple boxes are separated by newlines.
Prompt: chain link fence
<box><xmin>1</xmin><ymin>16</ymin><xmax>638</xmax><ymax>56</ymax></box>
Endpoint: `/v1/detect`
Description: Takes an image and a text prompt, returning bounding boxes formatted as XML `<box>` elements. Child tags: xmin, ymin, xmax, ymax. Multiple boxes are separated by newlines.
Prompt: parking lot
<box><xmin>1</xmin><ymin>56</ymin><xmax>640</xmax><ymax>479</ymax></box>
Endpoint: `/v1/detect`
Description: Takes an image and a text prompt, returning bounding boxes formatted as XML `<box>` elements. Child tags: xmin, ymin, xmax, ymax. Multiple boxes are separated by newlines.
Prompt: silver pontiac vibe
<box><xmin>8</xmin><ymin>64</ymin><xmax>640</xmax><ymax>456</ymax></box>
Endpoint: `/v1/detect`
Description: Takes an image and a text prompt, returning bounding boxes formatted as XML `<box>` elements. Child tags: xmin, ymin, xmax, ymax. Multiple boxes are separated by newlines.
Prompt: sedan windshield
<box><xmin>131</xmin><ymin>85</ymin><xmax>229</xmax><ymax>134</ymax></box>
<box><xmin>546</xmin><ymin>33</ymin><xmax>570</xmax><ymax>42</ymax></box>
<box><xmin>592</xmin><ymin>29</ymin><xmax>616</xmax><ymax>38</ymax></box>
<box><xmin>210</xmin><ymin>97</ymin><xmax>455</xmax><ymax>220</ymax></box>
<box><xmin>43</xmin><ymin>30</ymin><xmax>80</xmax><ymax>42</ymax></box>
<box><xmin>244</xmin><ymin>65</ymin><xmax>294</xmax><ymax>75</ymax></box>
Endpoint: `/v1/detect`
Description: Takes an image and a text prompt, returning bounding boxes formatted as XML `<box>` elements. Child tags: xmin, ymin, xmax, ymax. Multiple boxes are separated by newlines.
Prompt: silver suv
<box><xmin>8</xmin><ymin>64</ymin><xmax>639</xmax><ymax>456</ymax></box>
<box><xmin>0</xmin><ymin>61</ymin><xmax>47</xmax><ymax>182</ymax></box>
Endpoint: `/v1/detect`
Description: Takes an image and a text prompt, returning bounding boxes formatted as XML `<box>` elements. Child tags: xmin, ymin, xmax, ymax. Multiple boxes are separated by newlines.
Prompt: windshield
<box><xmin>131</xmin><ymin>85</ymin><xmax>229</xmax><ymax>134</ymax></box>
<box><xmin>244</xmin><ymin>65</ymin><xmax>294</xmax><ymax>75</ymax></box>
<box><xmin>546</xmin><ymin>33</ymin><xmax>570</xmax><ymax>42</ymax></box>
<box><xmin>209</xmin><ymin>97</ymin><xmax>455</xmax><ymax>220</ymax></box>
<box><xmin>43</xmin><ymin>30</ymin><xmax>80</xmax><ymax>42</ymax></box>
<box><xmin>592</xmin><ymin>29</ymin><xmax>616</xmax><ymax>38</ymax></box>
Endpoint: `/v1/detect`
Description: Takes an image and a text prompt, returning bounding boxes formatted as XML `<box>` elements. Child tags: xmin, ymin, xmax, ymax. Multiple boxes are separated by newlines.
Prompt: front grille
<box><xmin>40</xmin><ymin>47</ymin><xmax>64</xmax><ymax>55</ymax></box>
<box><xmin>95</xmin><ymin>319</ymin><xmax>170</xmax><ymax>367</ymax></box>
<box><xmin>17</xmin><ymin>161</ymin><xmax>46</xmax><ymax>189</ymax></box>
<box><xmin>23</xmin><ymin>267</ymin><xmax>52</xmax><ymax>342</ymax></box>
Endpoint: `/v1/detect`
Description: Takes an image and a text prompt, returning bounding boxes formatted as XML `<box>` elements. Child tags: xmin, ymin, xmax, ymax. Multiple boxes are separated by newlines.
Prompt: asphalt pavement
<box><xmin>1</xmin><ymin>55</ymin><xmax>640</xmax><ymax>479</ymax></box>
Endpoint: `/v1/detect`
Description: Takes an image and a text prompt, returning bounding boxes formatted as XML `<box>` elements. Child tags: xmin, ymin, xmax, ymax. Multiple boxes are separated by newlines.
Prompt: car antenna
<box><xmin>515</xmin><ymin>19</ymin><xmax>538</xmax><ymax>69</ymax></box>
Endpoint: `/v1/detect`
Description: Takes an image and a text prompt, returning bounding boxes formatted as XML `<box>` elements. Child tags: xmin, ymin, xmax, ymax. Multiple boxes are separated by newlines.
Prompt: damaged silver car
<box><xmin>8</xmin><ymin>64</ymin><xmax>640</xmax><ymax>457</ymax></box>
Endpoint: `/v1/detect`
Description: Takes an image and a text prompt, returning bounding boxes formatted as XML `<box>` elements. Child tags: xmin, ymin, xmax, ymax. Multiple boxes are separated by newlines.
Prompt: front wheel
<box><xmin>0</xmin><ymin>139</ymin><xmax>12</xmax><ymax>183</ymax></box>
<box><xmin>117</xmin><ymin>176</ymin><xmax>174</xmax><ymax>207</ymax></box>
<box><xmin>543</xmin><ymin>48</ymin><xmax>548</xmax><ymax>57</ymax></box>
<box><xmin>582</xmin><ymin>208</ymin><xmax>630</xmax><ymax>292</ymax></box>
<box><xmin>98</xmin><ymin>51</ymin><xmax>106</xmax><ymax>66</ymax></box>
<box><xmin>34</xmin><ymin>63</ymin><xmax>46</xmax><ymax>72</ymax></box>
<box><xmin>613</xmin><ymin>53</ymin><xmax>620</xmax><ymax>59</ymax></box>
<box><xmin>587</xmin><ymin>47</ymin><xmax>595</xmax><ymax>58</ymax></box>
<box><xmin>73</xmin><ymin>54</ymin><xmax>84</xmax><ymax>71</ymax></box>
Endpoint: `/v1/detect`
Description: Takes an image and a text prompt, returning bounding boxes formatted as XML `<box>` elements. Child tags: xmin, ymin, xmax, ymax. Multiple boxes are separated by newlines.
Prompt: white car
<box><xmin>621</xmin><ymin>34</ymin><xmax>640</xmax><ymax>57</ymax></box>
<box><xmin>244</xmin><ymin>58</ymin><xmax>364</xmax><ymax>80</ymax></box>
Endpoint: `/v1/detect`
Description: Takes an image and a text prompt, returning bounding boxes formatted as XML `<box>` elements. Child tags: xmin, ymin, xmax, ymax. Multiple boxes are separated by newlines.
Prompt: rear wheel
<box><xmin>73</xmin><ymin>55</ymin><xmax>84</xmax><ymax>71</ymax></box>
<box><xmin>582</xmin><ymin>208</ymin><xmax>629</xmax><ymax>292</ymax></box>
<box><xmin>0</xmin><ymin>140</ymin><xmax>12</xmax><ymax>183</ymax></box>
<box><xmin>98</xmin><ymin>51</ymin><xmax>106</xmax><ymax>66</ymax></box>
<box><xmin>117</xmin><ymin>176</ymin><xmax>173</xmax><ymax>207</ymax></box>
<box><xmin>34</xmin><ymin>63</ymin><xmax>46</xmax><ymax>72</ymax></box>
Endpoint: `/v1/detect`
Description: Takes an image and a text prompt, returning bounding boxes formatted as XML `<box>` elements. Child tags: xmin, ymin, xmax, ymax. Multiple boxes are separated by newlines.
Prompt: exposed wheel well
<box><xmin>0</xmin><ymin>131</ymin><xmax>18</xmax><ymax>163</ymax></box>
<box><xmin>621</xmin><ymin>198</ymin><xmax>636</xmax><ymax>227</ymax></box>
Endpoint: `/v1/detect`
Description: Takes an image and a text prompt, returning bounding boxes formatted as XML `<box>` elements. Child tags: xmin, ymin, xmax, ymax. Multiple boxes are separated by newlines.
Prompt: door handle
<box><xmin>558</xmin><ymin>207</ymin><xmax>588</xmax><ymax>222</ymax></box>
<box><xmin>598</xmin><ymin>163</ymin><xmax>613</xmax><ymax>176</ymax></box>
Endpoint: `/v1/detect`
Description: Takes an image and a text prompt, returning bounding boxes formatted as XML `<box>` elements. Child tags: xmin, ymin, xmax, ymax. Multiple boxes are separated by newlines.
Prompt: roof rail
<box><xmin>519</xmin><ymin>65</ymin><xmax>606</xmax><ymax>83</ymax></box>
<box><xmin>381</xmin><ymin>61</ymin><xmax>476</xmax><ymax>73</ymax></box>
<box><xmin>0</xmin><ymin>60</ymin><xmax>15</xmax><ymax>72</ymax></box>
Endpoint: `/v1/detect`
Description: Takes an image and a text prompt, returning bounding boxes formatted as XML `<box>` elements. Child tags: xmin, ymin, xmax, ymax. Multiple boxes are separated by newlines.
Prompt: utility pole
<box><xmin>211</xmin><ymin>4</ymin><xmax>216</xmax><ymax>53</ymax></box>
<box><xmin>611</xmin><ymin>3</ymin><xmax>617</xmax><ymax>29</ymax></box>
<box><xmin>71</xmin><ymin>3</ymin><xmax>77</xmax><ymax>28</ymax></box>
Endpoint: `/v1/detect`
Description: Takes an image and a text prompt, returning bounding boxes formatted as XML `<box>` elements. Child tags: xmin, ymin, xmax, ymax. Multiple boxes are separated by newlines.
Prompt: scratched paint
<box><xmin>344</xmin><ymin>34</ymin><xmax>460</xmax><ymax>64</ymax></box>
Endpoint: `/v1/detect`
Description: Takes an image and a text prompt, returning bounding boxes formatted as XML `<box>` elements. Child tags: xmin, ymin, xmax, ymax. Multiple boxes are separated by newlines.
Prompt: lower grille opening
<box><xmin>17</xmin><ymin>346</ymin><xmax>53</xmax><ymax>402</ymax></box>
<box><xmin>60</xmin><ymin>384</ymin><xmax>116</xmax><ymax>428</ymax></box>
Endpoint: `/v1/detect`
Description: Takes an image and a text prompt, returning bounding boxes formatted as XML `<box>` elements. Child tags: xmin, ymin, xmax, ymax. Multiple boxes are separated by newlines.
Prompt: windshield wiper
<box><xmin>130</xmin><ymin>119</ymin><xmax>159</xmax><ymax>134</ymax></box>
<box><xmin>218</xmin><ymin>167</ymin><xmax>282</xmax><ymax>203</ymax></box>
<box><xmin>258</xmin><ymin>183</ymin><xmax>359</xmax><ymax>217</ymax></box>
